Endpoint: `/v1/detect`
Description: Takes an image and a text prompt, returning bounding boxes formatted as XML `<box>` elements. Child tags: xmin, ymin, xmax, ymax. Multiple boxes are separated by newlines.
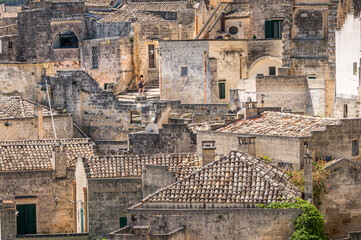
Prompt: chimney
<box><xmin>34</xmin><ymin>105</ymin><xmax>44</xmax><ymax>140</ymax></box>
<box><xmin>202</xmin><ymin>141</ymin><xmax>216</xmax><ymax>166</ymax></box>
<box><xmin>304</xmin><ymin>154</ymin><xmax>313</xmax><ymax>203</ymax></box>
<box><xmin>52</xmin><ymin>143</ymin><xmax>67</xmax><ymax>178</ymax></box>
<box><xmin>238</xmin><ymin>136</ymin><xmax>256</xmax><ymax>155</ymax></box>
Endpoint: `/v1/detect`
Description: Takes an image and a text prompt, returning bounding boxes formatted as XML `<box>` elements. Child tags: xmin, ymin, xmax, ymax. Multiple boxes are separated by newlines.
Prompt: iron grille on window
<box><xmin>91</xmin><ymin>46</ymin><xmax>99</xmax><ymax>69</ymax></box>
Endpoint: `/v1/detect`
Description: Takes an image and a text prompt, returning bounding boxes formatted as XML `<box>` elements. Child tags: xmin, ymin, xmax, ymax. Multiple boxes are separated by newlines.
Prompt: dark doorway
<box><xmin>17</xmin><ymin>204</ymin><xmax>36</xmax><ymax>235</ymax></box>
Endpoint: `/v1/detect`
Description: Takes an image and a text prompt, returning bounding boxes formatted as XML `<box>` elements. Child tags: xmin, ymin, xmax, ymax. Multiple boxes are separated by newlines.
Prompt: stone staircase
<box><xmin>116</xmin><ymin>86</ymin><xmax>160</xmax><ymax>102</ymax></box>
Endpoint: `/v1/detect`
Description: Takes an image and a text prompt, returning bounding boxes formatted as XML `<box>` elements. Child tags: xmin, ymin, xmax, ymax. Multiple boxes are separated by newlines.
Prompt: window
<box><xmin>269</xmin><ymin>66</ymin><xmax>276</xmax><ymax>76</ymax></box>
<box><xmin>120</xmin><ymin>217</ymin><xmax>127</xmax><ymax>228</ymax></box>
<box><xmin>344</xmin><ymin>104</ymin><xmax>348</xmax><ymax>118</ymax></box>
<box><xmin>353</xmin><ymin>62</ymin><xmax>358</xmax><ymax>75</ymax></box>
<box><xmin>148</xmin><ymin>44</ymin><xmax>155</xmax><ymax>68</ymax></box>
<box><xmin>229</xmin><ymin>26</ymin><xmax>238</xmax><ymax>35</ymax></box>
<box><xmin>265</xmin><ymin>20</ymin><xmax>283</xmax><ymax>39</ymax></box>
<box><xmin>352</xmin><ymin>140</ymin><xmax>359</xmax><ymax>156</ymax></box>
<box><xmin>91</xmin><ymin>46</ymin><xmax>99</xmax><ymax>69</ymax></box>
<box><xmin>54</xmin><ymin>31</ymin><xmax>78</xmax><ymax>49</ymax></box>
<box><xmin>219</xmin><ymin>82</ymin><xmax>225</xmax><ymax>99</ymax></box>
<box><xmin>8</xmin><ymin>41</ymin><xmax>12</xmax><ymax>49</ymax></box>
<box><xmin>181</xmin><ymin>66</ymin><xmax>188</xmax><ymax>76</ymax></box>
<box><xmin>17</xmin><ymin>204</ymin><xmax>36</xmax><ymax>234</ymax></box>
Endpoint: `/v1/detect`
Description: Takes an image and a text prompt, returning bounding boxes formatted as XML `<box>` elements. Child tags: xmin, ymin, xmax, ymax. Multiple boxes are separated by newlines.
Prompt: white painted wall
<box><xmin>336</xmin><ymin>14</ymin><xmax>361</xmax><ymax>98</ymax></box>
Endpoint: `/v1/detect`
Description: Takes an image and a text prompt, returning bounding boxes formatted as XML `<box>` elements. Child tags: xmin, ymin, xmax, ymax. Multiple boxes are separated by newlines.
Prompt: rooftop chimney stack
<box><xmin>202</xmin><ymin>141</ymin><xmax>216</xmax><ymax>166</ymax></box>
<box><xmin>52</xmin><ymin>143</ymin><xmax>67</xmax><ymax>178</ymax></box>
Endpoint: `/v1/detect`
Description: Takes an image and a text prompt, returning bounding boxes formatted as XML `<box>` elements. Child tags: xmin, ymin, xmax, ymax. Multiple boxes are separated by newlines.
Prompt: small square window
<box><xmin>352</xmin><ymin>140</ymin><xmax>359</xmax><ymax>156</ymax></box>
<box><xmin>344</xmin><ymin>104</ymin><xmax>348</xmax><ymax>118</ymax></box>
<box><xmin>181</xmin><ymin>67</ymin><xmax>188</xmax><ymax>76</ymax></box>
<box><xmin>353</xmin><ymin>62</ymin><xmax>358</xmax><ymax>75</ymax></box>
<box><xmin>269</xmin><ymin>67</ymin><xmax>276</xmax><ymax>76</ymax></box>
<box><xmin>8</xmin><ymin>41</ymin><xmax>12</xmax><ymax>49</ymax></box>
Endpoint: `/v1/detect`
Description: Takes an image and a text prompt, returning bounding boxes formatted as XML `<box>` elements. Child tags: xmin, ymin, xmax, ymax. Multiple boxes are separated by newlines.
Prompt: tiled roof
<box><xmin>119</xmin><ymin>2</ymin><xmax>188</xmax><ymax>12</ymax></box>
<box><xmin>86</xmin><ymin>153</ymin><xmax>201</xmax><ymax>179</ymax></box>
<box><xmin>143</xmin><ymin>151</ymin><xmax>301</xmax><ymax>205</ymax></box>
<box><xmin>0</xmin><ymin>139</ymin><xmax>95</xmax><ymax>171</ymax></box>
<box><xmin>225</xmin><ymin>9</ymin><xmax>249</xmax><ymax>18</ymax></box>
<box><xmin>216</xmin><ymin>111</ymin><xmax>340</xmax><ymax>137</ymax></box>
<box><xmin>85</xmin><ymin>0</ymin><xmax>114</xmax><ymax>8</ymax></box>
<box><xmin>99</xmin><ymin>9</ymin><xmax>167</xmax><ymax>22</ymax></box>
<box><xmin>188</xmin><ymin>120</ymin><xmax>226</xmax><ymax>133</ymax></box>
<box><xmin>0</xmin><ymin>96</ymin><xmax>59</xmax><ymax>119</ymax></box>
<box><xmin>4</xmin><ymin>6</ymin><xmax>22</xmax><ymax>13</ymax></box>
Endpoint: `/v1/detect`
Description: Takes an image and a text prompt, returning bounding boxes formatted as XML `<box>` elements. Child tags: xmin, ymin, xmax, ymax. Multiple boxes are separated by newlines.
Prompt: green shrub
<box><xmin>257</xmin><ymin>198</ymin><xmax>328</xmax><ymax>240</ymax></box>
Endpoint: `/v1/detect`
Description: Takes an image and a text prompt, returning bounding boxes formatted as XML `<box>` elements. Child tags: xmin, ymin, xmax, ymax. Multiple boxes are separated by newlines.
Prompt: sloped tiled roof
<box><xmin>225</xmin><ymin>9</ymin><xmax>250</xmax><ymax>18</ymax></box>
<box><xmin>119</xmin><ymin>1</ymin><xmax>188</xmax><ymax>12</ymax></box>
<box><xmin>216</xmin><ymin>111</ymin><xmax>340</xmax><ymax>137</ymax></box>
<box><xmin>86</xmin><ymin>153</ymin><xmax>201</xmax><ymax>179</ymax></box>
<box><xmin>99</xmin><ymin>9</ymin><xmax>167</xmax><ymax>23</ymax></box>
<box><xmin>0</xmin><ymin>139</ymin><xmax>95</xmax><ymax>171</ymax></box>
<box><xmin>0</xmin><ymin>96</ymin><xmax>59</xmax><ymax>119</ymax></box>
<box><xmin>143</xmin><ymin>151</ymin><xmax>301</xmax><ymax>205</ymax></box>
<box><xmin>85</xmin><ymin>0</ymin><xmax>114</xmax><ymax>8</ymax></box>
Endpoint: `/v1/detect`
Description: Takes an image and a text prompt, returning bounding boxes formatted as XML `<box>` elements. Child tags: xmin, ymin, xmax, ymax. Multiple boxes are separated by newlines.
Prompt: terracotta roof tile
<box><xmin>99</xmin><ymin>9</ymin><xmax>167</xmax><ymax>22</ymax></box>
<box><xmin>143</xmin><ymin>151</ymin><xmax>301</xmax><ymax>205</ymax></box>
<box><xmin>0</xmin><ymin>96</ymin><xmax>59</xmax><ymax>119</ymax></box>
<box><xmin>225</xmin><ymin>9</ymin><xmax>249</xmax><ymax>18</ymax></box>
<box><xmin>216</xmin><ymin>111</ymin><xmax>340</xmax><ymax>137</ymax></box>
<box><xmin>119</xmin><ymin>2</ymin><xmax>188</xmax><ymax>12</ymax></box>
<box><xmin>0</xmin><ymin>139</ymin><xmax>95</xmax><ymax>171</ymax></box>
<box><xmin>86</xmin><ymin>153</ymin><xmax>201</xmax><ymax>179</ymax></box>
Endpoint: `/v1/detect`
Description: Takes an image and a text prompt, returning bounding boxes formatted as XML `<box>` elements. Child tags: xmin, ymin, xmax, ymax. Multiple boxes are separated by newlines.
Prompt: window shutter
<box><xmin>265</xmin><ymin>21</ymin><xmax>273</xmax><ymax>39</ymax></box>
<box><xmin>219</xmin><ymin>83</ymin><xmax>225</xmax><ymax>99</ymax></box>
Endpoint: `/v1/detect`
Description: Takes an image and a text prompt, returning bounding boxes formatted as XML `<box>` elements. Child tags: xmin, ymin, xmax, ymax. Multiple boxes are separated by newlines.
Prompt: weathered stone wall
<box><xmin>0</xmin><ymin>199</ymin><xmax>16</xmax><ymax>240</ymax></box>
<box><xmin>333</xmin><ymin>97</ymin><xmax>359</xmax><ymax>119</ymax></box>
<box><xmin>0</xmin><ymin>63</ymin><xmax>55</xmax><ymax>101</ymax></box>
<box><xmin>129</xmin><ymin>124</ymin><xmax>196</xmax><ymax>154</ymax></box>
<box><xmin>249</xmin><ymin>0</ymin><xmax>291</xmax><ymax>39</ymax></box>
<box><xmin>17</xmin><ymin>2</ymin><xmax>85</xmax><ymax>63</ymax></box>
<box><xmin>255</xmin><ymin>76</ymin><xmax>326</xmax><ymax>115</ymax></box>
<box><xmin>48</xmin><ymin>71</ymin><xmax>228</xmax><ymax>141</ymax></box>
<box><xmin>197</xmin><ymin>131</ymin><xmax>302</xmax><ymax>168</ymax></box>
<box><xmin>307</xmin><ymin>119</ymin><xmax>361</xmax><ymax>162</ymax></box>
<box><xmin>142</xmin><ymin>165</ymin><xmax>177</xmax><ymax>198</ymax></box>
<box><xmin>87</xmin><ymin>178</ymin><xmax>142</xmax><ymax>239</ymax></box>
<box><xmin>126</xmin><ymin>207</ymin><xmax>301</xmax><ymax>240</ymax></box>
<box><xmin>319</xmin><ymin>159</ymin><xmax>361</xmax><ymax>239</ymax></box>
<box><xmin>0</xmin><ymin>169</ymin><xmax>77</xmax><ymax>233</ymax></box>
<box><xmin>87</xmin><ymin>21</ymin><xmax>130</xmax><ymax>39</ymax></box>
<box><xmin>0</xmin><ymin>115</ymin><xmax>74</xmax><ymax>140</ymax></box>
<box><xmin>94</xmin><ymin>140</ymin><xmax>128</xmax><ymax>155</ymax></box>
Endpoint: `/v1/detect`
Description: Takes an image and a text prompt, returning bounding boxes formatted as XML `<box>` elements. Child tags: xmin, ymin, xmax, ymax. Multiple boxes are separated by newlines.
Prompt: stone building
<box><xmin>318</xmin><ymin>158</ymin><xmax>361</xmax><ymax>239</ymax></box>
<box><xmin>0</xmin><ymin>96</ymin><xmax>74</xmax><ymax>140</ymax></box>
<box><xmin>333</xmin><ymin>11</ymin><xmax>361</xmax><ymax>119</ymax></box>
<box><xmin>197</xmin><ymin>111</ymin><xmax>361</xmax><ymax>169</ymax></box>
<box><xmin>109</xmin><ymin>150</ymin><xmax>302</xmax><ymax>240</ymax></box>
<box><xmin>83</xmin><ymin>153</ymin><xmax>201</xmax><ymax>239</ymax></box>
<box><xmin>0</xmin><ymin>139</ymin><xmax>95</xmax><ymax>236</ymax></box>
<box><xmin>46</xmin><ymin>70</ymin><xmax>228</xmax><ymax>141</ymax></box>
<box><xmin>159</xmin><ymin>0</ymin><xmax>350</xmax><ymax>116</ymax></box>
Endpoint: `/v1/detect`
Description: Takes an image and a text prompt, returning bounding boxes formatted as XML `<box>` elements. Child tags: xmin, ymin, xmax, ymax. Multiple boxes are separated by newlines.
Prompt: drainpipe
<box><xmin>204</xmin><ymin>50</ymin><xmax>207</xmax><ymax>104</ymax></box>
<box><xmin>159</xmin><ymin>47</ymin><xmax>162</xmax><ymax>99</ymax></box>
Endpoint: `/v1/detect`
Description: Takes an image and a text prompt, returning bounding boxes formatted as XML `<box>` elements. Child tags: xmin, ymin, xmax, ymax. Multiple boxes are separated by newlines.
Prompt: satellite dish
<box><xmin>145</xmin><ymin>123</ymin><xmax>159</xmax><ymax>134</ymax></box>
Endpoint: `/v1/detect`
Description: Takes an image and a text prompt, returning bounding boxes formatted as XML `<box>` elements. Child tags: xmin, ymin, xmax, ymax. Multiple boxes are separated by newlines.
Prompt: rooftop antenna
<box><xmin>44</xmin><ymin>68</ymin><xmax>57</xmax><ymax>140</ymax></box>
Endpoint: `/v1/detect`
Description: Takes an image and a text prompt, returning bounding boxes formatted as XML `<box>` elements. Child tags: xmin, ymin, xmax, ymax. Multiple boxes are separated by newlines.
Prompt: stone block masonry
<box><xmin>48</xmin><ymin>71</ymin><xmax>228</xmax><ymax>141</ymax></box>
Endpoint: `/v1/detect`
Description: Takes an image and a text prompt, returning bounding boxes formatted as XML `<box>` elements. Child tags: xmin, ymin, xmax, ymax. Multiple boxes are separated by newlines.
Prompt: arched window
<box><xmin>54</xmin><ymin>31</ymin><xmax>78</xmax><ymax>49</ymax></box>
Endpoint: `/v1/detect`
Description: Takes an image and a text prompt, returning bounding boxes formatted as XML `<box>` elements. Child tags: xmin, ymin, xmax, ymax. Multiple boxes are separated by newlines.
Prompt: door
<box><xmin>81</xmin><ymin>208</ymin><xmax>84</xmax><ymax>233</ymax></box>
<box><xmin>17</xmin><ymin>204</ymin><xmax>36</xmax><ymax>235</ymax></box>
